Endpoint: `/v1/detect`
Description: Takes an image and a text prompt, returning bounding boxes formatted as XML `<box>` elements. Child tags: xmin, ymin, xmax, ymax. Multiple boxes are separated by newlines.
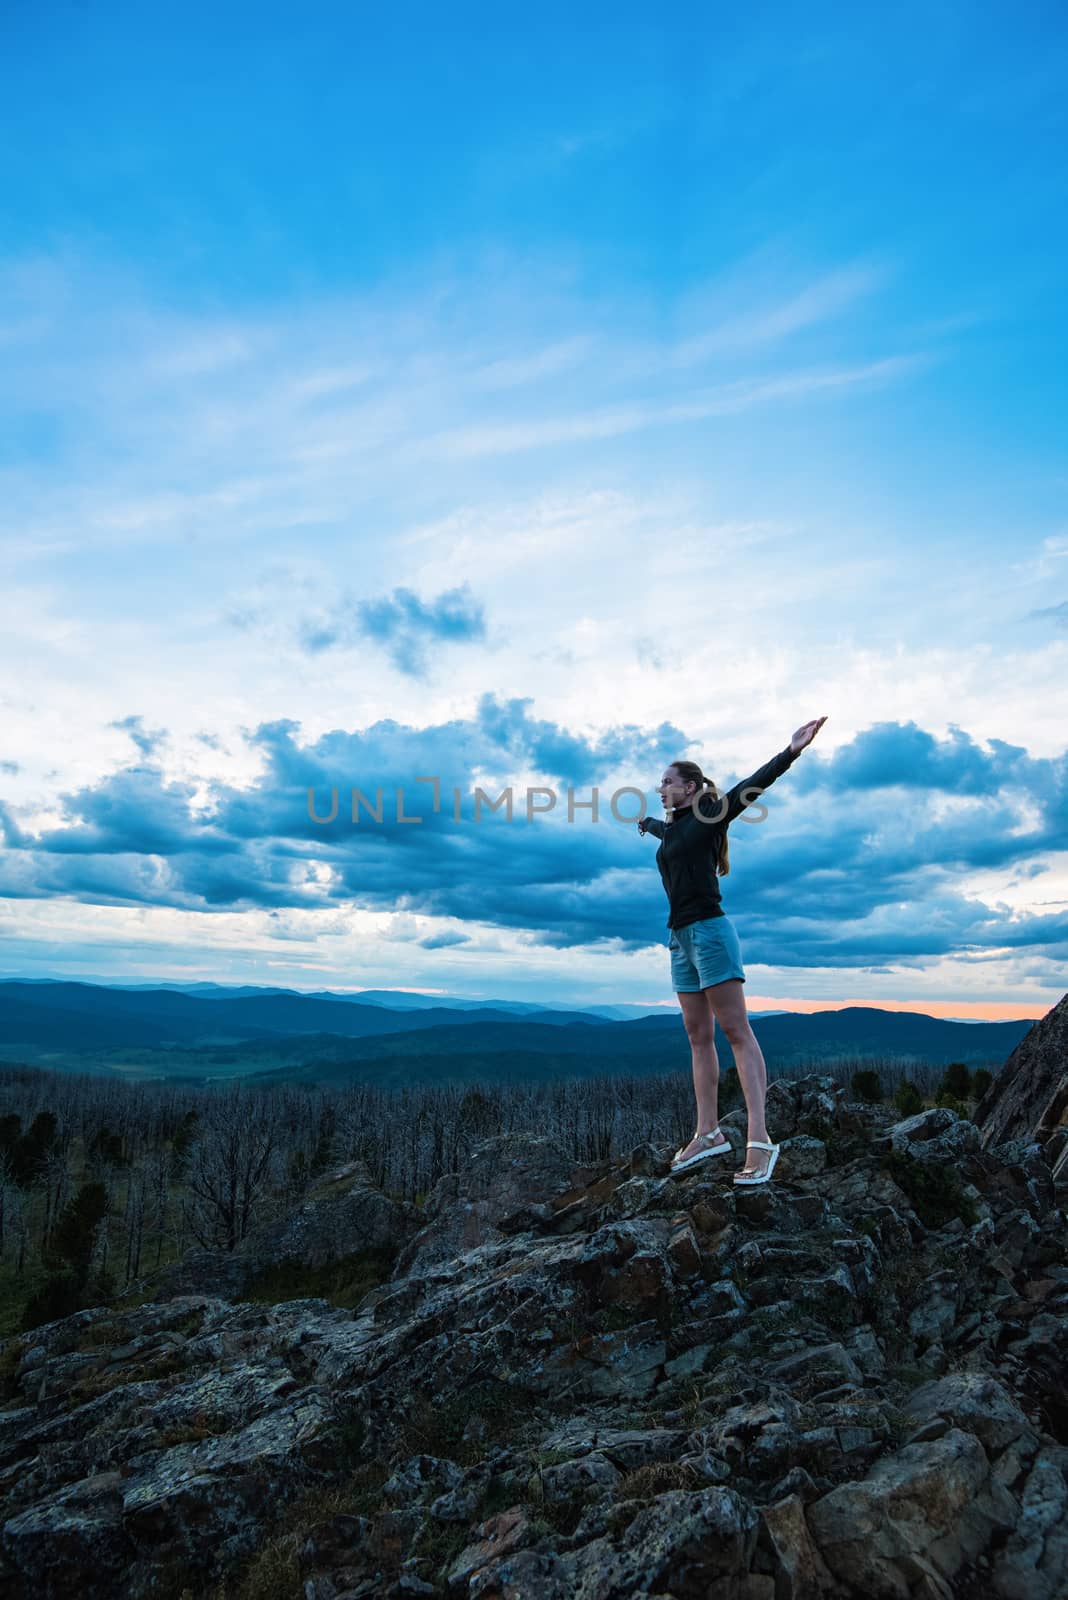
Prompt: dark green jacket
<box><xmin>639</xmin><ymin>745</ymin><xmax>800</xmax><ymax>929</ymax></box>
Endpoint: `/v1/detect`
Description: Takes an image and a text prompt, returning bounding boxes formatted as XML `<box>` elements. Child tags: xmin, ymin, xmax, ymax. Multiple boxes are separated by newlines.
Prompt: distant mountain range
<box><xmin>0</xmin><ymin>975</ymin><xmax>673</xmax><ymax>1021</ymax></box>
<box><xmin>0</xmin><ymin>978</ymin><xmax>1039</xmax><ymax>1085</ymax></box>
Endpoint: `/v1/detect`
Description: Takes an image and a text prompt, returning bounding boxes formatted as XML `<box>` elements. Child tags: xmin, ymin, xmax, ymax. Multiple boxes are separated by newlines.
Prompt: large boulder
<box><xmin>146</xmin><ymin>1161</ymin><xmax>421</xmax><ymax>1302</ymax></box>
<box><xmin>807</xmin><ymin>1428</ymin><xmax>1019</xmax><ymax>1596</ymax></box>
<box><xmin>975</xmin><ymin>995</ymin><xmax>1068</xmax><ymax>1174</ymax></box>
<box><xmin>560</xmin><ymin>1485</ymin><xmax>759</xmax><ymax>1597</ymax></box>
<box><xmin>392</xmin><ymin>1131</ymin><xmax>600</xmax><ymax>1279</ymax></box>
<box><xmin>241</xmin><ymin>1159</ymin><xmax>422</xmax><ymax>1267</ymax></box>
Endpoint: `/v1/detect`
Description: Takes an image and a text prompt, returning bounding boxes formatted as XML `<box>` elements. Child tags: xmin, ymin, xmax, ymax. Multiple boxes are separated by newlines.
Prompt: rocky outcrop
<box><xmin>976</xmin><ymin>994</ymin><xmax>1068</xmax><ymax>1181</ymax></box>
<box><xmin>146</xmin><ymin>1158</ymin><xmax>423</xmax><ymax>1301</ymax></box>
<box><xmin>2</xmin><ymin>1074</ymin><xmax>1067</xmax><ymax>1599</ymax></box>
<box><xmin>392</xmin><ymin>1129</ymin><xmax>606</xmax><ymax>1279</ymax></box>
<box><xmin>244</xmin><ymin>1157</ymin><xmax>423</xmax><ymax>1267</ymax></box>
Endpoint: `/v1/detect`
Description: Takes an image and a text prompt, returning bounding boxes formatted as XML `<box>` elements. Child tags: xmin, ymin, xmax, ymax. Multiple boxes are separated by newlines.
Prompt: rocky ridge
<box><xmin>976</xmin><ymin>994</ymin><xmax>1068</xmax><ymax>1182</ymax></box>
<box><xmin>1</xmin><ymin>1072</ymin><xmax>1067</xmax><ymax>1600</ymax></box>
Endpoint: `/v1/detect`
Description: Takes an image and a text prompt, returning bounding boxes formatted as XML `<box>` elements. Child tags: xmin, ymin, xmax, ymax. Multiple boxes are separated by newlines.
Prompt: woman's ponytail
<box><xmin>670</xmin><ymin>759</ymin><xmax>731</xmax><ymax>876</ymax></box>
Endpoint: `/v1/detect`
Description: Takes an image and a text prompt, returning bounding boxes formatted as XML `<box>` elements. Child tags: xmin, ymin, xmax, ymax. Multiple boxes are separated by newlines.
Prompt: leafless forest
<box><xmin>0</xmin><ymin>1052</ymin><xmax>979</xmax><ymax>1337</ymax></box>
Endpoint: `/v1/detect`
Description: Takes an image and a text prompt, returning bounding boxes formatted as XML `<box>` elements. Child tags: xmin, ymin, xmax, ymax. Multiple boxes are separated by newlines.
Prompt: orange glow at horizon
<box><xmin>742</xmin><ymin>996</ymin><xmax>1050</xmax><ymax>1021</ymax></box>
<box><xmin>301</xmin><ymin>984</ymin><xmax>1051</xmax><ymax>1021</ymax></box>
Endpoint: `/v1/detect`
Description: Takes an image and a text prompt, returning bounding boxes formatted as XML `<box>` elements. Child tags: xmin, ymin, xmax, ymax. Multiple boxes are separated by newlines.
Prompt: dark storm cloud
<box><xmin>1</xmin><ymin>708</ymin><xmax>1065</xmax><ymax>974</ymax></box>
<box><xmin>802</xmin><ymin>719</ymin><xmax>1031</xmax><ymax>796</ymax></box>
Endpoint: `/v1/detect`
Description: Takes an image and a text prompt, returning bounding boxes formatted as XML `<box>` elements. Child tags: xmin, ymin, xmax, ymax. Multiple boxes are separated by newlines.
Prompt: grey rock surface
<box><xmin>976</xmin><ymin>994</ymin><xmax>1068</xmax><ymax>1170</ymax></box>
<box><xmin>1</xmin><ymin>1073</ymin><xmax>1066</xmax><ymax>1600</ymax></box>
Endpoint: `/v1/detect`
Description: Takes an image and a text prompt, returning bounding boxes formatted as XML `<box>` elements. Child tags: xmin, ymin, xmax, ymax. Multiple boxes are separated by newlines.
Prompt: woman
<box><xmin>638</xmin><ymin>717</ymin><xmax>827</xmax><ymax>1185</ymax></box>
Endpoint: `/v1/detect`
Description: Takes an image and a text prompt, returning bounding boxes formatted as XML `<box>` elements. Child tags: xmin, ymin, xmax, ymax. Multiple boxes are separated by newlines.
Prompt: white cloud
<box><xmin>673</xmin><ymin>263</ymin><xmax>889</xmax><ymax>363</ymax></box>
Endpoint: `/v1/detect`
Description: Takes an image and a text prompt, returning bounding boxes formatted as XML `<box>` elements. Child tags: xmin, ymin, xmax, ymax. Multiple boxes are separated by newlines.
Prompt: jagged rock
<box><xmin>394</xmin><ymin>1132</ymin><xmax>603</xmax><ymax>1279</ymax></box>
<box><xmin>976</xmin><ymin>993</ymin><xmax>1068</xmax><ymax>1157</ymax></box>
<box><xmin>243</xmin><ymin>1165</ymin><xmax>422</xmax><ymax>1266</ymax></box>
<box><xmin>464</xmin><ymin>1544</ymin><xmax>571</xmax><ymax>1598</ymax></box>
<box><xmin>988</xmin><ymin>1442</ymin><xmax>1068</xmax><ymax>1600</ymax></box>
<box><xmin>383</xmin><ymin>1456</ymin><xmax>465</xmax><ymax>1505</ymax></box>
<box><xmin>2</xmin><ymin>1471</ymin><xmax>128</xmax><ymax>1599</ymax></box>
<box><xmin>765</xmin><ymin>1343</ymin><xmax>865</xmax><ymax>1391</ymax></box>
<box><xmin>763</xmin><ymin>1080</ymin><xmax>802</xmax><ymax>1139</ymax></box>
<box><xmin>881</xmin><ymin>1109</ymin><xmax>983</xmax><ymax>1174</ymax></box>
<box><xmin>985</xmin><ymin>1139</ymin><xmax>1057</xmax><ymax>1220</ymax></box>
<box><xmin>807</xmin><ymin>1428</ymin><xmax>1020</xmax><ymax>1597</ymax></box>
<box><xmin>776</xmin><ymin>1136</ymin><xmax>826</xmax><ymax>1178</ymax></box>
<box><xmin>901</xmin><ymin>1372</ymin><xmax>1041</xmax><ymax>1457</ymax></box>
<box><xmin>298</xmin><ymin>1512</ymin><xmax>374</xmax><ymax>1573</ymax></box>
<box><xmin>446</xmin><ymin>1506</ymin><xmax>536</xmax><ymax>1591</ymax></box>
<box><xmin>759</xmin><ymin>1491</ymin><xmax>835</xmax><ymax>1598</ymax></box>
<box><xmin>542</xmin><ymin>1451</ymin><xmax>622</xmax><ymax>1500</ymax></box>
<box><xmin>560</xmin><ymin>1485</ymin><xmax>758</xmax><ymax>1597</ymax></box>
<box><xmin>666</xmin><ymin>1216</ymin><xmax>703</xmax><ymax>1279</ymax></box>
<box><xmin>907</xmin><ymin>1267</ymin><xmax>962</xmax><ymax>1348</ymax></box>
<box><xmin>769</xmin><ymin>1466</ymin><xmax>820</xmax><ymax>1505</ymax></box>
<box><xmin>883</xmin><ymin>1105</ymin><xmax>961</xmax><ymax>1145</ymax></box>
<box><xmin>146</xmin><ymin>1249</ymin><xmax>259</xmax><ymax>1302</ymax></box>
<box><xmin>536</xmin><ymin>1420</ymin><xmax>688</xmax><ymax>1471</ymax></box>
<box><xmin>142</xmin><ymin>1163</ymin><xmax>421</xmax><ymax>1303</ymax></box>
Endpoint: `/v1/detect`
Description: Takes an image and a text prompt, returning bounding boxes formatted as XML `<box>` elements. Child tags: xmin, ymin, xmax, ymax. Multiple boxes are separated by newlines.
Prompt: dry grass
<box><xmin>615</xmin><ymin>1459</ymin><xmax>707</xmax><ymax>1498</ymax></box>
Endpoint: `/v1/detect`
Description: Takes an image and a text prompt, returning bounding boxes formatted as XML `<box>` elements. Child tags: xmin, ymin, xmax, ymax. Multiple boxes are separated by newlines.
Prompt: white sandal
<box><xmin>733</xmin><ymin>1139</ymin><xmax>780</xmax><ymax>1186</ymax></box>
<box><xmin>670</xmin><ymin>1127</ymin><xmax>732</xmax><ymax>1172</ymax></box>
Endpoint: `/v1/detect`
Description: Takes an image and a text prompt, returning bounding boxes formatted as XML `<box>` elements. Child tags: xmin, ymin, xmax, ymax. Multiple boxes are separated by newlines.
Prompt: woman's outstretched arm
<box><xmin>721</xmin><ymin>716</ymin><xmax>828</xmax><ymax>824</ymax></box>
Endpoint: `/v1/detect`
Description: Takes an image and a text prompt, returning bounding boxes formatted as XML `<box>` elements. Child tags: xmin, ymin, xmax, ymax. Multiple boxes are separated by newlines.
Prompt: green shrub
<box><xmin>0</xmin><ymin>1335</ymin><xmax>24</xmax><ymax>1401</ymax></box>
<box><xmin>21</xmin><ymin>1272</ymin><xmax>83</xmax><ymax>1331</ymax></box>
<box><xmin>410</xmin><ymin>1520</ymin><xmax>473</xmax><ymax>1585</ymax></box>
<box><xmin>242</xmin><ymin>1246</ymin><xmax>397</xmax><ymax>1311</ymax></box>
<box><xmin>87</xmin><ymin>1126</ymin><xmax>127</xmax><ymax>1169</ymax></box>
<box><xmin>894</xmin><ymin>1079</ymin><xmax>924</xmax><ymax>1118</ymax></box>
<box><xmin>9</xmin><ymin>1110</ymin><xmax>59</xmax><ymax>1187</ymax></box>
<box><xmin>169</xmin><ymin>1111</ymin><xmax>199</xmax><ymax>1179</ymax></box>
<box><xmin>881</xmin><ymin>1149</ymin><xmax>978</xmax><ymax>1229</ymax></box>
<box><xmin>536</xmin><ymin>1490</ymin><xmax>588</xmax><ymax>1536</ymax></box>
<box><xmin>399</xmin><ymin>1377</ymin><xmax>537</xmax><ymax>1466</ymax></box>
<box><xmin>310</xmin><ymin>1404</ymin><xmax>366</xmax><ymax>1472</ymax></box>
<box><xmin>938</xmin><ymin>1062</ymin><xmax>972</xmax><ymax>1100</ymax></box>
<box><xmin>47</xmin><ymin>1182</ymin><xmax>109</xmax><ymax>1280</ymax></box>
<box><xmin>850</xmin><ymin>1069</ymin><xmax>882</xmax><ymax>1104</ymax></box>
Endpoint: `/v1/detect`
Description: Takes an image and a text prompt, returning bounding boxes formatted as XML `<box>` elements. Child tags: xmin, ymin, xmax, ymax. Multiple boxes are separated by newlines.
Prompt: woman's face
<box><xmin>659</xmin><ymin>766</ymin><xmax>694</xmax><ymax>810</ymax></box>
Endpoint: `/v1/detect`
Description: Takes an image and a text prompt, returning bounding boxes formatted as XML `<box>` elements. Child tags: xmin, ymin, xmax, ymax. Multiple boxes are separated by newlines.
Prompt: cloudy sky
<box><xmin>1</xmin><ymin>3</ymin><xmax>1066</xmax><ymax>1019</ymax></box>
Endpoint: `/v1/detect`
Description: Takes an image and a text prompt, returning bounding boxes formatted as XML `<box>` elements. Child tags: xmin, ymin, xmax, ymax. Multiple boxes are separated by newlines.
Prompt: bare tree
<box><xmin>124</xmin><ymin>1170</ymin><xmax>146</xmax><ymax>1284</ymax></box>
<box><xmin>0</xmin><ymin>1150</ymin><xmax>13</xmax><ymax>1257</ymax></box>
<box><xmin>10</xmin><ymin>1187</ymin><xmax>29</xmax><ymax>1274</ymax></box>
<box><xmin>39</xmin><ymin>1148</ymin><xmax>72</xmax><ymax>1252</ymax></box>
<box><xmin>183</xmin><ymin>1088</ymin><xmax>278</xmax><ymax>1252</ymax></box>
<box><xmin>148</xmin><ymin>1144</ymin><xmax>171</xmax><ymax>1268</ymax></box>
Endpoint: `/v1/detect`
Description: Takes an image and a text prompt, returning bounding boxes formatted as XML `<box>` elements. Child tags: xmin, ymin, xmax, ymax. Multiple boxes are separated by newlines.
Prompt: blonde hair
<box><xmin>670</xmin><ymin>759</ymin><xmax>730</xmax><ymax>876</ymax></box>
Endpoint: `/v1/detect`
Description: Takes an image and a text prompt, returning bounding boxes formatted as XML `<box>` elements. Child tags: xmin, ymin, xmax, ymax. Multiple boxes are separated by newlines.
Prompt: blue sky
<box><xmin>1</xmin><ymin>2</ymin><xmax>1066</xmax><ymax>1015</ymax></box>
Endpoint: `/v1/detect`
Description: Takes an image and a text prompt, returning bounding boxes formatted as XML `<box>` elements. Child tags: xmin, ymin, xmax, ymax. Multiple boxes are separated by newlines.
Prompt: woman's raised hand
<box><xmin>790</xmin><ymin>716</ymin><xmax>828</xmax><ymax>754</ymax></box>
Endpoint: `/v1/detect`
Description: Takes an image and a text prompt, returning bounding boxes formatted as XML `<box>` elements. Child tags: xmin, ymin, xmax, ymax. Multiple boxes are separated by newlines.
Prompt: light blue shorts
<box><xmin>668</xmin><ymin>915</ymin><xmax>746</xmax><ymax>992</ymax></box>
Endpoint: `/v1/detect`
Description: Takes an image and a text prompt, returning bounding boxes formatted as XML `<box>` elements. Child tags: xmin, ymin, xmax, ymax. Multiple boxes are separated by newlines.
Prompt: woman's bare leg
<box><xmin>673</xmin><ymin>989</ymin><xmax>730</xmax><ymax>1162</ymax></box>
<box><xmin>705</xmin><ymin>978</ymin><xmax>772</xmax><ymax>1177</ymax></box>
